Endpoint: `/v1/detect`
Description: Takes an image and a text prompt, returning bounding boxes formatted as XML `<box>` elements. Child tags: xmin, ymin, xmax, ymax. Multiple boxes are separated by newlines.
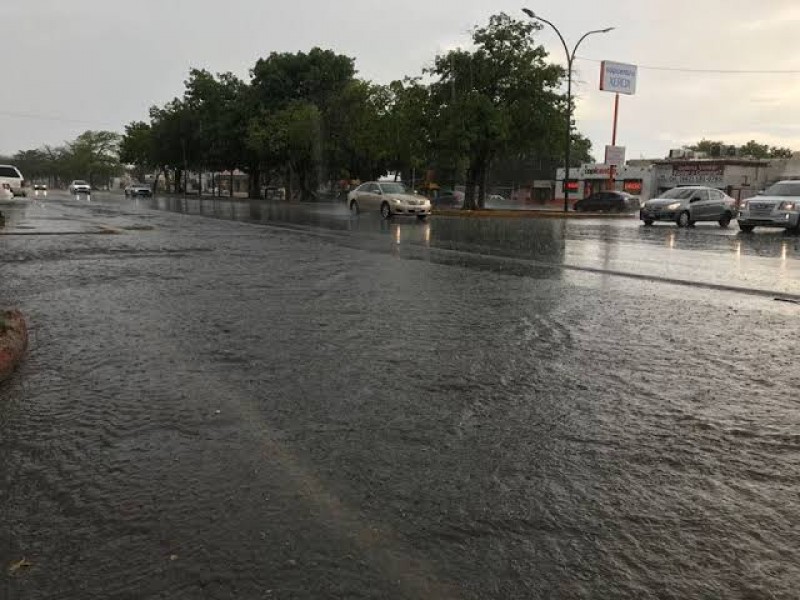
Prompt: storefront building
<box><xmin>556</xmin><ymin>159</ymin><xmax>770</xmax><ymax>204</ymax></box>
<box><xmin>653</xmin><ymin>159</ymin><xmax>769</xmax><ymax>201</ymax></box>
<box><xmin>555</xmin><ymin>164</ymin><xmax>656</xmax><ymax>203</ymax></box>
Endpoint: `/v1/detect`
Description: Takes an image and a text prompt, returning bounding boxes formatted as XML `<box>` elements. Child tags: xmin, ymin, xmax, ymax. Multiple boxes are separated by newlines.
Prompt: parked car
<box><xmin>348</xmin><ymin>181</ymin><xmax>431</xmax><ymax>220</ymax></box>
<box><xmin>0</xmin><ymin>164</ymin><xmax>26</xmax><ymax>197</ymax></box>
<box><xmin>738</xmin><ymin>181</ymin><xmax>800</xmax><ymax>233</ymax></box>
<box><xmin>0</xmin><ymin>182</ymin><xmax>14</xmax><ymax>201</ymax></box>
<box><xmin>124</xmin><ymin>183</ymin><xmax>152</xmax><ymax>197</ymax></box>
<box><xmin>432</xmin><ymin>190</ymin><xmax>464</xmax><ymax>208</ymax></box>
<box><xmin>574</xmin><ymin>191</ymin><xmax>640</xmax><ymax>213</ymax></box>
<box><xmin>69</xmin><ymin>180</ymin><xmax>91</xmax><ymax>194</ymax></box>
<box><xmin>639</xmin><ymin>186</ymin><xmax>737</xmax><ymax>228</ymax></box>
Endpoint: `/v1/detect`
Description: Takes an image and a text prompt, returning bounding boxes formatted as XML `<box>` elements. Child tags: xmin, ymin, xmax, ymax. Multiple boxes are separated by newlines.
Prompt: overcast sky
<box><xmin>2</xmin><ymin>0</ymin><xmax>799</xmax><ymax>161</ymax></box>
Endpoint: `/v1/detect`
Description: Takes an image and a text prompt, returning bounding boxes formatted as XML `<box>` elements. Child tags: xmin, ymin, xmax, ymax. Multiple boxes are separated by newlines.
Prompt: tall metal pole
<box><xmin>564</xmin><ymin>61</ymin><xmax>573</xmax><ymax>212</ymax></box>
<box><xmin>609</xmin><ymin>92</ymin><xmax>620</xmax><ymax>191</ymax></box>
<box><xmin>522</xmin><ymin>9</ymin><xmax>614</xmax><ymax>212</ymax></box>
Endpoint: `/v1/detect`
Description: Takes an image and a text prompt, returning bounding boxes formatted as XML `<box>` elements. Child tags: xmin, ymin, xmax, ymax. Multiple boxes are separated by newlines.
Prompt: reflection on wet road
<box><xmin>146</xmin><ymin>194</ymin><xmax>800</xmax><ymax>298</ymax></box>
<box><xmin>1</xmin><ymin>192</ymin><xmax>799</xmax><ymax>599</ymax></box>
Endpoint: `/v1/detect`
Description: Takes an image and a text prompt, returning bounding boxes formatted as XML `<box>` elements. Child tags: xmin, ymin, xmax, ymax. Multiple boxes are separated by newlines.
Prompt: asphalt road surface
<box><xmin>2</xmin><ymin>191</ymin><xmax>799</xmax><ymax>599</ymax></box>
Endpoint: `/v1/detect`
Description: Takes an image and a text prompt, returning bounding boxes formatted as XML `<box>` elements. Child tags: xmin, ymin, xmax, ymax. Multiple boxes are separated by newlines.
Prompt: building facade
<box><xmin>556</xmin><ymin>158</ymin><xmax>771</xmax><ymax>204</ymax></box>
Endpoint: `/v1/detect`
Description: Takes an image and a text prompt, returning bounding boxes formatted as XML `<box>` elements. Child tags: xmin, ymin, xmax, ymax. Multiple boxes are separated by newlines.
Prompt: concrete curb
<box><xmin>0</xmin><ymin>310</ymin><xmax>28</xmax><ymax>382</ymax></box>
<box><xmin>432</xmin><ymin>209</ymin><xmax>637</xmax><ymax>220</ymax></box>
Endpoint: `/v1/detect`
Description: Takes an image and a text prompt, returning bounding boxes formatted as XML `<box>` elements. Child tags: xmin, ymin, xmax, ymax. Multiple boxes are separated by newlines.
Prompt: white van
<box><xmin>0</xmin><ymin>165</ymin><xmax>26</xmax><ymax>196</ymax></box>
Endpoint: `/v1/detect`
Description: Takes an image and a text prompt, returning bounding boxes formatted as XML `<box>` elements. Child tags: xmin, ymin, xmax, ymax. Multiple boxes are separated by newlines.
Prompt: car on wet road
<box><xmin>124</xmin><ymin>183</ymin><xmax>153</xmax><ymax>197</ymax></box>
<box><xmin>640</xmin><ymin>186</ymin><xmax>737</xmax><ymax>228</ymax></box>
<box><xmin>69</xmin><ymin>180</ymin><xmax>91</xmax><ymax>194</ymax></box>
<box><xmin>574</xmin><ymin>191</ymin><xmax>640</xmax><ymax>213</ymax></box>
<box><xmin>0</xmin><ymin>164</ymin><xmax>26</xmax><ymax>196</ymax></box>
<box><xmin>348</xmin><ymin>181</ymin><xmax>431</xmax><ymax>220</ymax></box>
<box><xmin>738</xmin><ymin>180</ymin><xmax>800</xmax><ymax>233</ymax></box>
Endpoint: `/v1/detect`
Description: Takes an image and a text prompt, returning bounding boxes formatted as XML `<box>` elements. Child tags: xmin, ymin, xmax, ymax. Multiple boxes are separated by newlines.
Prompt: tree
<box><xmin>64</xmin><ymin>131</ymin><xmax>122</xmax><ymax>187</ymax></box>
<box><xmin>690</xmin><ymin>138</ymin><xmax>795</xmax><ymax>159</ymax></box>
<box><xmin>427</xmin><ymin>13</ymin><xmax>567</xmax><ymax>209</ymax></box>
<box><xmin>248</xmin><ymin>102</ymin><xmax>322</xmax><ymax>201</ymax></box>
<box><xmin>249</xmin><ymin>48</ymin><xmax>361</xmax><ymax>196</ymax></box>
<box><xmin>119</xmin><ymin>122</ymin><xmax>154</xmax><ymax>183</ymax></box>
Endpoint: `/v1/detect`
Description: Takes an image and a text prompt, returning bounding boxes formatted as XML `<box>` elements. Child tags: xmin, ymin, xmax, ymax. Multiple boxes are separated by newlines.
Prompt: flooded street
<box><xmin>2</xmin><ymin>192</ymin><xmax>799</xmax><ymax>599</ymax></box>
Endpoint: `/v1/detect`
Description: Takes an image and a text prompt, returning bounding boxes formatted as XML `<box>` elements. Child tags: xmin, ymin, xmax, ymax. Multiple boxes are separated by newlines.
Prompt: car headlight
<box><xmin>740</xmin><ymin>200</ymin><xmax>749</xmax><ymax>210</ymax></box>
<box><xmin>391</xmin><ymin>198</ymin><xmax>401</xmax><ymax>205</ymax></box>
<box><xmin>666</xmin><ymin>202</ymin><xmax>682</xmax><ymax>211</ymax></box>
<box><xmin>779</xmin><ymin>201</ymin><xmax>799</xmax><ymax>211</ymax></box>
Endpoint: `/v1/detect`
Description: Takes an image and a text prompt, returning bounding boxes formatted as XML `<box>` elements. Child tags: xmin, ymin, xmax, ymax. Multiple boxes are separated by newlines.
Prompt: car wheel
<box><xmin>738</xmin><ymin>223</ymin><xmax>755</xmax><ymax>233</ymax></box>
<box><xmin>676</xmin><ymin>211</ymin><xmax>691</xmax><ymax>228</ymax></box>
<box><xmin>349</xmin><ymin>199</ymin><xmax>359</xmax><ymax>215</ymax></box>
<box><xmin>643</xmin><ymin>219</ymin><xmax>654</xmax><ymax>226</ymax></box>
<box><xmin>718</xmin><ymin>213</ymin><xmax>732</xmax><ymax>228</ymax></box>
<box><xmin>380</xmin><ymin>202</ymin><xmax>392</xmax><ymax>220</ymax></box>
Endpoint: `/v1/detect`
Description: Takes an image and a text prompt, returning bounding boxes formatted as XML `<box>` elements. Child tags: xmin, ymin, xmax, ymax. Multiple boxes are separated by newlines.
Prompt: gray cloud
<box><xmin>2</xmin><ymin>0</ymin><xmax>797</xmax><ymax>159</ymax></box>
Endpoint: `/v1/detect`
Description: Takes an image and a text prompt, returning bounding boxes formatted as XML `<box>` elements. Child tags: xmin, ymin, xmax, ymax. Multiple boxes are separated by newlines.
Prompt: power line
<box><xmin>577</xmin><ymin>56</ymin><xmax>800</xmax><ymax>75</ymax></box>
<box><xmin>0</xmin><ymin>110</ymin><xmax>118</xmax><ymax>127</ymax></box>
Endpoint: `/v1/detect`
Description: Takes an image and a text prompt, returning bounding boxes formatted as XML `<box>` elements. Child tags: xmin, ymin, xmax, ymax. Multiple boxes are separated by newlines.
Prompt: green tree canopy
<box><xmin>427</xmin><ymin>13</ymin><xmax>569</xmax><ymax>208</ymax></box>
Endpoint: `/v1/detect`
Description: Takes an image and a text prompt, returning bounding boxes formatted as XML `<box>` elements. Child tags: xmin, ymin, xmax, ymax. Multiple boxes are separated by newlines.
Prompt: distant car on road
<box><xmin>574</xmin><ymin>191</ymin><xmax>640</xmax><ymax>213</ymax></box>
<box><xmin>69</xmin><ymin>180</ymin><xmax>91</xmax><ymax>194</ymax></box>
<box><xmin>347</xmin><ymin>181</ymin><xmax>431</xmax><ymax>220</ymax></box>
<box><xmin>0</xmin><ymin>182</ymin><xmax>14</xmax><ymax>201</ymax></box>
<box><xmin>0</xmin><ymin>164</ymin><xmax>26</xmax><ymax>197</ymax></box>
<box><xmin>639</xmin><ymin>186</ymin><xmax>737</xmax><ymax>228</ymax></box>
<box><xmin>124</xmin><ymin>183</ymin><xmax>152</xmax><ymax>197</ymax></box>
<box><xmin>737</xmin><ymin>181</ymin><xmax>800</xmax><ymax>233</ymax></box>
<box><xmin>33</xmin><ymin>183</ymin><xmax>48</xmax><ymax>191</ymax></box>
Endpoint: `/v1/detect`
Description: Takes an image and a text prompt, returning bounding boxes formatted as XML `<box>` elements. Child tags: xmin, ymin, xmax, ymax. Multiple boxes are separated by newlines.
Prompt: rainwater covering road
<box><xmin>1</xmin><ymin>193</ymin><xmax>799</xmax><ymax>599</ymax></box>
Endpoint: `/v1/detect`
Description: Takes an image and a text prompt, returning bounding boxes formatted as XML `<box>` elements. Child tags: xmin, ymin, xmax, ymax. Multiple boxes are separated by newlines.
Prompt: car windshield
<box><xmin>379</xmin><ymin>182</ymin><xmax>408</xmax><ymax>194</ymax></box>
<box><xmin>764</xmin><ymin>182</ymin><xmax>800</xmax><ymax>196</ymax></box>
<box><xmin>74</xmin><ymin>180</ymin><xmax>88</xmax><ymax>185</ymax></box>
<box><xmin>659</xmin><ymin>188</ymin><xmax>698</xmax><ymax>200</ymax></box>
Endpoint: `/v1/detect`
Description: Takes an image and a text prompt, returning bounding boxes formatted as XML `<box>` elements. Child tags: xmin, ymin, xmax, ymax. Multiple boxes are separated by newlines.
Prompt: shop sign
<box><xmin>600</xmin><ymin>61</ymin><xmax>638</xmax><ymax>95</ymax></box>
<box><xmin>658</xmin><ymin>164</ymin><xmax>725</xmax><ymax>186</ymax></box>
<box><xmin>624</xmin><ymin>180</ymin><xmax>643</xmax><ymax>193</ymax></box>
<box><xmin>605</xmin><ymin>145</ymin><xmax>626</xmax><ymax>167</ymax></box>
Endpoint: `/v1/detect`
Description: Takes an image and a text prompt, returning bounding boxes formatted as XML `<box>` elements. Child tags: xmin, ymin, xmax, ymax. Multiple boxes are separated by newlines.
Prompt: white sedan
<box><xmin>347</xmin><ymin>181</ymin><xmax>431</xmax><ymax>220</ymax></box>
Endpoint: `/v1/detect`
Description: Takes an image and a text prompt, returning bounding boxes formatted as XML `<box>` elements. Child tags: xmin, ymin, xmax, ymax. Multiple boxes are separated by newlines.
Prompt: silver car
<box><xmin>738</xmin><ymin>181</ymin><xmax>800</xmax><ymax>233</ymax></box>
<box><xmin>69</xmin><ymin>180</ymin><xmax>92</xmax><ymax>194</ymax></box>
<box><xmin>348</xmin><ymin>181</ymin><xmax>431</xmax><ymax>220</ymax></box>
<box><xmin>640</xmin><ymin>186</ymin><xmax>737</xmax><ymax>228</ymax></box>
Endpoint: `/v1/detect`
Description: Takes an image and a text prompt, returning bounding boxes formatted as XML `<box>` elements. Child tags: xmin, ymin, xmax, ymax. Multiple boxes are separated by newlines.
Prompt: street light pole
<box><xmin>522</xmin><ymin>9</ymin><xmax>614</xmax><ymax>212</ymax></box>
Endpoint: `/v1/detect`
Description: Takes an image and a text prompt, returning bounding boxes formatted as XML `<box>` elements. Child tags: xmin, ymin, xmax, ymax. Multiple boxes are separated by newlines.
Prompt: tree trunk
<box><xmin>229</xmin><ymin>171</ymin><xmax>234</xmax><ymax>198</ymax></box>
<box><xmin>286</xmin><ymin>166</ymin><xmax>295</xmax><ymax>203</ymax></box>
<box><xmin>463</xmin><ymin>165</ymin><xmax>477</xmax><ymax>211</ymax></box>
<box><xmin>248</xmin><ymin>167</ymin><xmax>261</xmax><ymax>199</ymax></box>
<box><xmin>477</xmin><ymin>162</ymin><xmax>488</xmax><ymax>209</ymax></box>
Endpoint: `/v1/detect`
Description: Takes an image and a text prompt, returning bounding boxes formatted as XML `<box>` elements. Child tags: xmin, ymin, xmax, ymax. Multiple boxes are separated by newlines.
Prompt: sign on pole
<box><xmin>605</xmin><ymin>145</ymin><xmax>626</xmax><ymax>167</ymax></box>
<box><xmin>600</xmin><ymin>61</ymin><xmax>638</xmax><ymax>95</ymax></box>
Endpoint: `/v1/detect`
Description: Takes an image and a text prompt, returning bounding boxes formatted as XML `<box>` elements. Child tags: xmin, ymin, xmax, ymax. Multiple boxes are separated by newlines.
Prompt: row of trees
<box><xmin>688</xmin><ymin>139</ymin><xmax>794</xmax><ymax>159</ymax></box>
<box><xmin>1</xmin><ymin>131</ymin><xmax>122</xmax><ymax>189</ymax></box>
<box><xmin>119</xmin><ymin>13</ymin><xmax>593</xmax><ymax>209</ymax></box>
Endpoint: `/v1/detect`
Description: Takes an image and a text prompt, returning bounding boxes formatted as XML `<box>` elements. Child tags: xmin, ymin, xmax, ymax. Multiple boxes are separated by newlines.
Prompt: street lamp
<box><xmin>522</xmin><ymin>8</ymin><xmax>614</xmax><ymax>212</ymax></box>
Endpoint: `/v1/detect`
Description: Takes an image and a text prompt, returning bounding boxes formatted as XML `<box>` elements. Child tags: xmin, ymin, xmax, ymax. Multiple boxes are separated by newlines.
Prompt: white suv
<box><xmin>0</xmin><ymin>165</ymin><xmax>26</xmax><ymax>197</ymax></box>
<box><xmin>738</xmin><ymin>180</ymin><xmax>800</xmax><ymax>233</ymax></box>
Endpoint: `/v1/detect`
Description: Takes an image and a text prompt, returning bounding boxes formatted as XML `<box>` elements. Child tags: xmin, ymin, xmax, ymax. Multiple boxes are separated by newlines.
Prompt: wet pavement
<box><xmin>1</xmin><ymin>192</ymin><xmax>799</xmax><ymax>599</ymax></box>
